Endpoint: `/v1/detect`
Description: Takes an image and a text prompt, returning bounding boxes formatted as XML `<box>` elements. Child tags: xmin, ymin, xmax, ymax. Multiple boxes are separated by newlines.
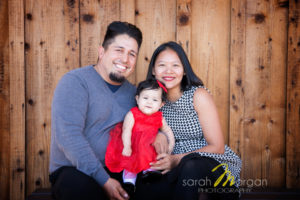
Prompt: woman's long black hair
<box><xmin>146</xmin><ymin>41</ymin><xmax>203</xmax><ymax>91</ymax></box>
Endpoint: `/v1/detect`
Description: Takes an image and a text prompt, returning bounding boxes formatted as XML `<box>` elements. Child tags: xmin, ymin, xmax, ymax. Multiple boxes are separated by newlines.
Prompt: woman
<box><xmin>135</xmin><ymin>41</ymin><xmax>241</xmax><ymax>200</ymax></box>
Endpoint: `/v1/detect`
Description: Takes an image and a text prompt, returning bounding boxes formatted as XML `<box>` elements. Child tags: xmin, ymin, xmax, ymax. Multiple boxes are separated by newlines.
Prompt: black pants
<box><xmin>49</xmin><ymin>166</ymin><xmax>123</xmax><ymax>200</ymax></box>
<box><xmin>50</xmin><ymin>155</ymin><xmax>239</xmax><ymax>200</ymax></box>
<box><xmin>135</xmin><ymin>154</ymin><xmax>239</xmax><ymax>200</ymax></box>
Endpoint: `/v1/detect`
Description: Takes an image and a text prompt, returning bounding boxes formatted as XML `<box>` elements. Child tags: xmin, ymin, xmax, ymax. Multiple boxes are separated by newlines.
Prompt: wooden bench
<box><xmin>27</xmin><ymin>188</ymin><xmax>300</xmax><ymax>200</ymax></box>
<box><xmin>26</xmin><ymin>188</ymin><xmax>53</xmax><ymax>200</ymax></box>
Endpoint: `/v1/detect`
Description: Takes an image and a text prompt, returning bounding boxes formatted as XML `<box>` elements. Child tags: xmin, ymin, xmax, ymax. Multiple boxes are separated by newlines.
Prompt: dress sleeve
<box><xmin>51</xmin><ymin>73</ymin><xmax>109</xmax><ymax>186</ymax></box>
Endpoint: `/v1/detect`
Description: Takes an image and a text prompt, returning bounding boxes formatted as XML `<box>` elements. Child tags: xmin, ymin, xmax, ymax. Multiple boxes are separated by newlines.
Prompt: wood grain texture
<box><xmin>9</xmin><ymin>0</ymin><xmax>25</xmax><ymax>199</ymax></box>
<box><xmin>261</xmin><ymin>0</ymin><xmax>287</xmax><ymax>188</ymax></box>
<box><xmin>25</xmin><ymin>0</ymin><xmax>80</xmax><ymax>194</ymax></box>
<box><xmin>63</xmin><ymin>0</ymin><xmax>80</xmax><ymax>72</ymax></box>
<box><xmin>120</xmin><ymin>0</ymin><xmax>136</xmax><ymax>84</ymax></box>
<box><xmin>230</xmin><ymin>0</ymin><xmax>247</xmax><ymax>181</ymax></box>
<box><xmin>286</xmin><ymin>0</ymin><xmax>300</xmax><ymax>189</ymax></box>
<box><xmin>176</xmin><ymin>0</ymin><xmax>191</xmax><ymax>59</ymax></box>
<box><xmin>238</xmin><ymin>0</ymin><xmax>287</xmax><ymax>187</ymax></box>
<box><xmin>230</xmin><ymin>0</ymin><xmax>289</xmax><ymax>187</ymax></box>
<box><xmin>135</xmin><ymin>0</ymin><xmax>176</xmax><ymax>83</ymax></box>
<box><xmin>80</xmin><ymin>0</ymin><xmax>120</xmax><ymax>67</ymax></box>
<box><xmin>0</xmin><ymin>1</ymin><xmax>10</xmax><ymax>200</ymax></box>
<box><xmin>191</xmin><ymin>0</ymin><xmax>231</xmax><ymax>143</ymax></box>
<box><xmin>243</xmin><ymin>0</ymin><xmax>266</xmax><ymax>185</ymax></box>
<box><xmin>1</xmin><ymin>1</ymin><xmax>300</xmax><ymax>196</ymax></box>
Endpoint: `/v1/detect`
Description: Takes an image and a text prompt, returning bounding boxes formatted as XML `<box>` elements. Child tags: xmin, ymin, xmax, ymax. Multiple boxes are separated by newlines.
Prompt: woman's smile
<box><xmin>152</xmin><ymin>49</ymin><xmax>185</xmax><ymax>93</ymax></box>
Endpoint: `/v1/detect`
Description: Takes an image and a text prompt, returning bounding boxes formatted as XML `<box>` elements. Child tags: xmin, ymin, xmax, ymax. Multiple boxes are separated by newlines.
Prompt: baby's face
<box><xmin>136</xmin><ymin>88</ymin><xmax>164</xmax><ymax>115</ymax></box>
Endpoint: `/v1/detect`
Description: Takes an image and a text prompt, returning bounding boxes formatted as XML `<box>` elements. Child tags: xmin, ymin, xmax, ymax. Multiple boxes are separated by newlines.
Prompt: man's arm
<box><xmin>52</xmin><ymin>74</ymin><xmax>109</xmax><ymax>186</ymax></box>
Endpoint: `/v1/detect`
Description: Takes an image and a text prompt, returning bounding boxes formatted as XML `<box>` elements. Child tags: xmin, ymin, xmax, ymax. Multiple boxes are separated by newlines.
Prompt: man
<box><xmin>49</xmin><ymin>21</ymin><xmax>164</xmax><ymax>200</ymax></box>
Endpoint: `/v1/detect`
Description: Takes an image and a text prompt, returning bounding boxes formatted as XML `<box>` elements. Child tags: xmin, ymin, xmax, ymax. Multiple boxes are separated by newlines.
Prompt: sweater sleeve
<box><xmin>51</xmin><ymin>73</ymin><xmax>109</xmax><ymax>186</ymax></box>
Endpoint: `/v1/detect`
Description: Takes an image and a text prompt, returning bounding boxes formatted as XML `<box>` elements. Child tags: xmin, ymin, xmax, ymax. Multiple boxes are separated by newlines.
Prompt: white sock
<box><xmin>123</xmin><ymin>170</ymin><xmax>137</xmax><ymax>185</ymax></box>
<box><xmin>142</xmin><ymin>168</ymin><xmax>155</xmax><ymax>174</ymax></box>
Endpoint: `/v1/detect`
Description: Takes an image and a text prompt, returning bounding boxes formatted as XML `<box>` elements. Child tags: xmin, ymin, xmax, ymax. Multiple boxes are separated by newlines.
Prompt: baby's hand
<box><xmin>122</xmin><ymin>147</ymin><xmax>132</xmax><ymax>157</ymax></box>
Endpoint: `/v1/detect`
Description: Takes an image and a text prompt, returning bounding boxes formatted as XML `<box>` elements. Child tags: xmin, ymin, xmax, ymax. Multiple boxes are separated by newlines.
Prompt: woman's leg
<box><xmin>173</xmin><ymin>156</ymin><xmax>239</xmax><ymax>200</ymax></box>
<box><xmin>135</xmin><ymin>155</ymin><xmax>239</xmax><ymax>200</ymax></box>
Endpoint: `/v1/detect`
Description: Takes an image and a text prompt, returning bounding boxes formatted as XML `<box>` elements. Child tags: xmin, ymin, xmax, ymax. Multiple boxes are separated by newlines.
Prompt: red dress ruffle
<box><xmin>105</xmin><ymin>107</ymin><xmax>163</xmax><ymax>173</ymax></box>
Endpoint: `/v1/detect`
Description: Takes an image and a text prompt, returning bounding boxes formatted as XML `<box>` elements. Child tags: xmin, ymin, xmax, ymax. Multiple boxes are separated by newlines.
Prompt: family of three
<box><xmin>49</xmin><ymin>21</ymin><xmax>242</xmax><ymax>200</ymax></box>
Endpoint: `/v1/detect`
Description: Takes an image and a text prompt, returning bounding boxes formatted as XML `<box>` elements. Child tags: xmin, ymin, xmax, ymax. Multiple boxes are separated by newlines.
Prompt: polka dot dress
<box><xmin>161</xmin><ymin>86</ymin><xmax>242</xmax><ymax>187</ymax></box>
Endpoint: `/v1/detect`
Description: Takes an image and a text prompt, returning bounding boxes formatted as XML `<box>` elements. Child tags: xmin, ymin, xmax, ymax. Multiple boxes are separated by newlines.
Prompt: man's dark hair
<box><xmin>102</xmin><ymin>21</ymin><xmax>143</xmax><ymax>49</ymax></box>
<box><xmin>146</xmin><ymin>41</ymin><xmax>203</xmax><ymax>91</ymax></box>
<box><xmin>136</xmin><ymin>79</ymin><xmax>167</xmax><ymax>102</ymax></box>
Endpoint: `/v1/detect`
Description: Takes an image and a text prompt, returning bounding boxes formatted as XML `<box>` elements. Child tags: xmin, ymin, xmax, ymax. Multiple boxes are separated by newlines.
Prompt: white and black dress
<box><xmin>161</xmin><ymin>86</ymin><xmax>242</xmax><ymax>187</ymax></box>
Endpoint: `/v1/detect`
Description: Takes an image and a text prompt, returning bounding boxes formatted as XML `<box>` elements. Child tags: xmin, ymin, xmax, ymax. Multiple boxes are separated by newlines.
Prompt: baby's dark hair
<box><xmin>136</xmin><ymin>79</ymin><xmax>167</xmax><ymax>102</ymax></box>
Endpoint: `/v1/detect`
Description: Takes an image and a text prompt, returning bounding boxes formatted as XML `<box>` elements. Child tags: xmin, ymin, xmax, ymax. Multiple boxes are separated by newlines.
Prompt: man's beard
<box><xmin>109</xmin><ymin>72</ymin><xmax>125</xmax><ymax>83</ymax></box>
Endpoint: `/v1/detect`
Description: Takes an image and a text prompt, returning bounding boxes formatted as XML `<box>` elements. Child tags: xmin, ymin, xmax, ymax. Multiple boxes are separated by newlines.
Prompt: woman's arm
<box><xmin>160</xmin><ymin>117</ymin><xmax>175</xmax><ymax>154</ymax></box>
<box><xmin>151</xmin><ymin>88</ymin><xmax>225</xmax><ymax>173</ymax></box>
<box><xmin>121</xmin><ymin>111</ymin><xmax>135</xmax><ymax>156</ymax></box>
<box><xmin>192</xmin><ymin>87</ymin><xmax>225</xmax><ymax>154</ymax></box>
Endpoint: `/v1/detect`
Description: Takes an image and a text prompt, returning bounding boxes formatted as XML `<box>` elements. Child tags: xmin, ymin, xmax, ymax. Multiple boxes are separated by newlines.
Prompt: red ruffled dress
<box><xmin>105</xmin><ymin>107</ymin><xmax>163</xmax><ymax>173</ymax></box>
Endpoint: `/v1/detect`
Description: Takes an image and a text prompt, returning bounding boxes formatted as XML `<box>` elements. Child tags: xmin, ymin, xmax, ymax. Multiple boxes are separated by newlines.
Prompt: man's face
<box><xmin>98</xmin><ymin>34</ymin><xmax>139</xmax><ymax>85</ymax></box>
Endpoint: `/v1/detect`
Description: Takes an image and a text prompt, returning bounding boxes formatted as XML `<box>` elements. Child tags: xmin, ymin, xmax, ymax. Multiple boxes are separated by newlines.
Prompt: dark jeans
<box><xmin>135</xmin><ymin>154</ymin><xmax>239</xmax><ymax>200</ymax></box>
<box><xmin>49</xmin><ymin>166</ymin><xmax>123</xmax><ymax>200</ymax></box>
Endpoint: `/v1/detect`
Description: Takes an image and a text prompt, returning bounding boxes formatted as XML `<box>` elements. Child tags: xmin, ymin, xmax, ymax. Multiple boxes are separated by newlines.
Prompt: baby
<box><xmin>105</xmin><ymin>79</ymin><xmax>175</xmax><ymax>188</ymax></box>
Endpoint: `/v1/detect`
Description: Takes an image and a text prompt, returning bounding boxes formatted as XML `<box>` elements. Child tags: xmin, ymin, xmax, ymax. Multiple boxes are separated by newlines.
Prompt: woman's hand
<box><xmin>152</xmin><ymin>132</ymin><xmax>169</xmax><ymax>154</ymax></box>
<box><xmin>150</xmin><ymin>153</ymin><xmax>185</xmax><ymax>174</ymax></box>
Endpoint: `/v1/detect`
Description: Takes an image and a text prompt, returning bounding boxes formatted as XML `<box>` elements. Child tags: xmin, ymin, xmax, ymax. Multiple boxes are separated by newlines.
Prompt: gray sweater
<box><xmin>49</xmin><ymin>65</ymin><xmax>136</xmax><ymax>186</ymax></box>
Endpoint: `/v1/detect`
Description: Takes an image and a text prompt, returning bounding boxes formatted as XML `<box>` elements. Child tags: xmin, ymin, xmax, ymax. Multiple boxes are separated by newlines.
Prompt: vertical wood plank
<box><xmin>246</xmin><ymin>0</ymin><xmax>266</xmax><ymax>185</ymax></box>
<box><xmin>190</xmin><ymin>0</ymin><xmax>231</xmax><ymax>143</ymax></box>
<box><xmin>120</xmin><ymin>0</ymin><xmax>136</xmax><ymax>84</ymax></box>
<box><xmin>261</xmin><ymin>0</ymin><xmax>287</xmax><ymax>187</ymax></box>
<box><xmin>286</xmin><ymin>0</ymin><xmax>300</xmax><ymax>189</ymax></box>
<box><xmin>0</xmin><ymin>1</ymin><xmax>10</xmax><ymax>200</ymax></box>
<box><xmin>25</xmin><ymin>0</ymin><xmax>80</xmax><ymax>194</ymax></box>
<box><xmin>237</xmin><ymin>0</ymin><xmax>287</xmax><ymax>187</ymax></box>
<box><xmin>9</xmin><ymin>0</ymin><xmax>26</xmax><ymax>199</ymax></box>
<box><xmin>135</xmin><ymin>0</ymin><xmax>177</xmax><ymax>83</ymax></box>
<box><xmin>176</xmin><ymin>0</ymin><xmax>191</xmax><ymax>59</ymax></box>
<box><xmin>25</xmin><ymin>0</ymin><xmax>57</xmax><ymax>194</ymax></box>
<box><xmin>244</xmin><ymin>0</ymin><xmax>267</xmax><ymax>185</ymax></box>
<box><xmin>63</xmin><ymin>0</ymin><xmax>80</xmax><ymax>72</ymax></box>
<box><xmin>80</xmin><ymin>0</ymin><xmax>120</xmax><ymax>67</ymax></box>
<box><xmin>230</xmin><ymin>0</ymin><xmax>246</xmax><ymax>180</ymax></box>
<box><xmin>120</xmin><ymin>0</ymin><xmax>135</xmax><ymax>24</ymax></box>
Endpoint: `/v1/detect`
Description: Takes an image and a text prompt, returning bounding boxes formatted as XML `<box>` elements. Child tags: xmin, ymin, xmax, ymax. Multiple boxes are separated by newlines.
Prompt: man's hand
<box><xmin>152</xmin><ymin>132</ymin><xmax>168</xmax><ymax>154</ymax></box>
<box><xmin>103</xmin><ymin>178</ymin><xmax>129</xmax><ymax>200</ymax></box>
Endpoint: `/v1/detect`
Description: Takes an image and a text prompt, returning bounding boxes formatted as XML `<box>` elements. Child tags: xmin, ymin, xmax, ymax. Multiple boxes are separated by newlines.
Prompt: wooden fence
<box><xmin>0</xmin><ymin>0</ymin><xmax>299</xmax><ymax>199</ymax></box>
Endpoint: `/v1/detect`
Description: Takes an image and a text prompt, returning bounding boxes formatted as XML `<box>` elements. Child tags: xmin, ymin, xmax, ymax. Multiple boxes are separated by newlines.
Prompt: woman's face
<box><xmin>152</xmin><ymin>49</ymin><xmax>185</xmax><ymax>92</ymax></box>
